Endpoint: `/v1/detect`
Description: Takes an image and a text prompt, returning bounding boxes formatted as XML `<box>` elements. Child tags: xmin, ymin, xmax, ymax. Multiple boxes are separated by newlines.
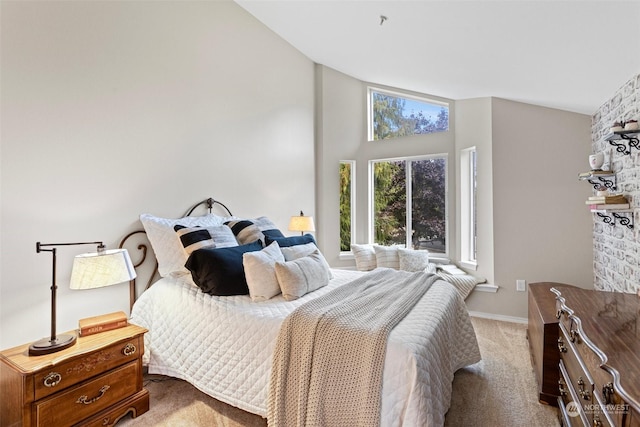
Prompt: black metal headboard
<box><xmin>119</xmin><ymin>197</ymin><xmax>232</xmax><ymax>311</ymax></box>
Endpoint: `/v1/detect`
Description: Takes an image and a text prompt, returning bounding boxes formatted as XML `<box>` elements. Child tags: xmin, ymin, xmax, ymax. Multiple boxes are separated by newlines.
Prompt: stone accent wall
<box><xmin>591</xmin><ymin>73</ymin><xmax>640</xmax><ymax>293</ymax></box>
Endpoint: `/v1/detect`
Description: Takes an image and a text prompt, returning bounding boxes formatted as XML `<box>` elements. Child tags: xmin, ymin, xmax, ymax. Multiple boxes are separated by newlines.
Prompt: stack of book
<box><xmin>586</xmin><ymin>194</ymin><xmax>629</xmax><ymax>211</ymax></box>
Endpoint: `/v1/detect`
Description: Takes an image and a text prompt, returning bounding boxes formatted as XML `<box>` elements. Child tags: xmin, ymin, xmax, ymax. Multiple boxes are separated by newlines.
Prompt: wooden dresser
<box><xmin>527</xmin><ymin>282</ymin><xmax>577</xmax><ymax>406</ymax></box>
<box><xmin>0</xmin><ymin>324</ymin><xmax>149</xmax><ymax>427</ymax></box>
<box><xmin>552</xmin><ymin>286</ymin><xmax>640</xmax><ymax>427</ymax></box>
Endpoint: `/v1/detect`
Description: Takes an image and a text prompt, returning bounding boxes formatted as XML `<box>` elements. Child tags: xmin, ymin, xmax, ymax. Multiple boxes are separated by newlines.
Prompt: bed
<box><xmin>124</xmin><ymin>198</ymin><xmax>481</xmax><ymax>426</ymax></box>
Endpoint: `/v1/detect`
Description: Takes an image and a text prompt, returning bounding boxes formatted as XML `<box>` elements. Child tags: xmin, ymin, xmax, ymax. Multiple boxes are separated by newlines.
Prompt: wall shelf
<box><xmin>605</xmin><ymin>129</ymin><xmax>640</xmax><ymax>156</ymax></box>
<box><xmin>578</xmin><ymin>171</ymin><xmax>617</xmax><ymax>191</ymax></box>
<box><xmin>592</xmin><ymin>209</ymin><xmax>634</xmax><ymax>229</ymax></box>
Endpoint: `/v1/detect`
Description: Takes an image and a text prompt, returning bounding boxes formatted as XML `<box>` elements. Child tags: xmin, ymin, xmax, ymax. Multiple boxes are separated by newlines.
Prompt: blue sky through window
<box><xmin>403</xmin><ymin>98</ymin><xmax>445</xmax><ymax>122</ymax></box>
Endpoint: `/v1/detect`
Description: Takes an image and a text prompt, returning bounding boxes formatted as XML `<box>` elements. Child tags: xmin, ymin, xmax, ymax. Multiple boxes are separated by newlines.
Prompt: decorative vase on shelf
<box><xmin>589</xmin><ymin>152</ymin><xmax>605</xmax><ymax>171</ymax></box>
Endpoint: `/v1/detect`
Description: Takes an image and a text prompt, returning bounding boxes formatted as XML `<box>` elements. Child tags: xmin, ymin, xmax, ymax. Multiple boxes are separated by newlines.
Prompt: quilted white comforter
<box><xmin>130</xmin><ymin>268</ymin><xmax>481</xmax><ymax>426</ymax></box>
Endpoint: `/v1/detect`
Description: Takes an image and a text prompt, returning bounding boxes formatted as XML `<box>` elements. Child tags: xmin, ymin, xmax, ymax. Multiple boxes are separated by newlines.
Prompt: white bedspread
<box><xmin>130</xmin><ymin>268</ymin><xmax>481</xmax><ymax>426</ymax></box>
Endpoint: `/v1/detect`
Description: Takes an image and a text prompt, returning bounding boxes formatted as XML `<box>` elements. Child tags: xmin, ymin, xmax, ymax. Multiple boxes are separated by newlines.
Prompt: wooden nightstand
<box><xmin>0</xmin><ymin>324</ymin><xmax>149</xmax><ymax>426</ymax></box>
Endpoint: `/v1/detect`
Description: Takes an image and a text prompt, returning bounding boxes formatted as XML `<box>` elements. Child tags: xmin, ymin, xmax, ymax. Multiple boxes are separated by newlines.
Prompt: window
<box><xmin>460</xmin><ymin>147</ymin><xmax>477</xmax><ymax>268</ymax></box>
<box><xmin>339</xmin><ymin>161</ymin><xmax>355</xmax><ymax>252</ymax></box>
<box><xmin>368</xmin><ymin>88</ymin><xmax>449</xmax><ymax>141</ymax></box>
<box><xmin>370</xmin><ymin>155</ymin><xmax>447</xmax><ymax>254</ymax></box>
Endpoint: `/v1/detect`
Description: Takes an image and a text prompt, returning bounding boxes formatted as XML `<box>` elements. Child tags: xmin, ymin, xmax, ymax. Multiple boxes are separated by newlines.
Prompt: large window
<box><xmin>370</xmin><ymin>155</ymin><xmax>447</xmax><ymax>254</ymax></box>
<box><xmin>339</xmin><ymin>161</ymin><xmax>355</xmax><ymax>252</ymax></box>
<box><xmin>368</xmin><ymin>88</ymin><xmax>449</xmax><ymax>141</ymax></box>
<box><xmin>460</xmin><ymin>147</ymin><xmax>477</xmax><ymax>268</ymax></box>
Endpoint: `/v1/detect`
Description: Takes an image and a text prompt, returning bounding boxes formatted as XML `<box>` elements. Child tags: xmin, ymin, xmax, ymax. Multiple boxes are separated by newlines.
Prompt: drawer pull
<box><xmin>569</xmin><ymin>328</ymin><xmax>580</xmax><ymax>343</ymax></box>
<box><xmin>122</xmin><ymin>343</ymin><xmax>136</xmax><ymax>356</ymax></box>
<box><xmin>593</xmin><ymin>415</ymin><xmax>603</xmax><ymax>427</ymax></box>
<box><xmin>43</xmin><ymin>372</ymin><xmax>62</xmax><ymax>387</ymax></box>
<box><xmin>76</xmin><ymin>385</ymin><xmax>110</xmax><ymax>405</ymax></box>
<box><xmin>578</xmin><ymin>377</ymin><xmax>591</xmax><ymax>400</ymax></box>
<box><xmin>558</xmin><ymin>378</ymin><xmax>568</xmax><ymax>396</ymax></box>
<box><xmin>557</xmin><ymin>337</ymin><xmax>567</xmax><ymax>353</ymax></box>
<box><xmin>602</xmin><ymin>382</ymin><xmax>614</xmax><ymax>404</ymax></box>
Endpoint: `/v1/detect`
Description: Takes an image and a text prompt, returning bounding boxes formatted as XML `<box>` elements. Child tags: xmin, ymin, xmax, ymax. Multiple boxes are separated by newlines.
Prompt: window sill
<box><xmin>474</xmin><ymin>283</ymin><xmax>499</xmax><ymax>293</ymax></box>
<box><xmin>459</xmin><ymin>260</ymin><xmax>477</xmax><ymax>271</ymax></box>
<box><xmin>339</xmin><ymin>252</ymin><xmax>354</xmax><ymax>261</ymax></box>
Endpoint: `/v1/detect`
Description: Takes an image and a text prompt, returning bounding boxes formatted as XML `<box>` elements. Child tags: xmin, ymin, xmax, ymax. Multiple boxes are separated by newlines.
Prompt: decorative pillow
<box><xmin>184</xmin><ymin>240</ymin><xmax>263</xmax><ymax>296</ymax></box>
<box><xmin>140</xmin><ymin>213</ymin><xmax>227</xmax><ymax>277</ymax></box>
<box><xmin>350</xmin><ymin>244</ymin><xmax>377</xmax><ymax>271</ymax></box>
<box><xmin>274</xmin><ymin>250</ymin><xmax>330</xmax><ymax>301</ymax></box>
<box><xmin>174</xmin><ymin>225</ymin><xmax>215</xmax><ymax>255</ymax></box>
<box><xmin>280</xmin><ymin>241</ymin><xmax>333</xmax><ymax>279</ymax></box>
<box><xmin>266</xmin><ymin>234</ymin><xmax>316</xmax><ymax>248</ymax></box>
<box><xmin>374</xmin><ymin>245</ymin><xmax>400</xmax><ymax>269</ymax></box>
<box><xmin>243</xmin><ymin>241</ymin><xmax>285</xmax><ymax>301</ymax></box>
<box><xmin>280</xmin><ymin>242</ymin><xmax>317</xmax><ymax>261</ymax></box>
<box><xmin>205</xmin><ymin>224</ymin><xmax>238</xmax><ymax>248</ymax></box>
<box><xmin>225</xmin><ymin>217</ymin><xmax>284</xmax><ymax>245</ymax></box>
<box><xmin>398</xmin><ymin>248</ymin><xmax>430</xmax><ymax>272</ymax></box>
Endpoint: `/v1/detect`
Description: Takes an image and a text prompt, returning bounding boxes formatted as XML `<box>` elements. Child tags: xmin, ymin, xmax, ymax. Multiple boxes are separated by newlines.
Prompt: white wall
<box><xmin>454</xmin><ymin>98</ymin><xmax>494</xmax><ymax>284</ymax></box>
<box><xmin>464</xmin><ymin>98</ymin><xmax>593</xmax><ymax>318</ymax></box>
<box><xmin>0</xmin><ymin>0</ymin><xmax>315</xmax><ymax>348</ymax></box>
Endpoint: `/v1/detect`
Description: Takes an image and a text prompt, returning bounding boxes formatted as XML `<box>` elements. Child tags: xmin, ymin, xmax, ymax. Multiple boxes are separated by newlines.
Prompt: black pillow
<box><xmin>184</xmin><ymin>240</ymin><xmax>263</xmax><ymax>296</ymax></box>
<box><xmin>265</xmin><ymin>234</ymin><xmax>316</xmax><ymax>248</ymax></box>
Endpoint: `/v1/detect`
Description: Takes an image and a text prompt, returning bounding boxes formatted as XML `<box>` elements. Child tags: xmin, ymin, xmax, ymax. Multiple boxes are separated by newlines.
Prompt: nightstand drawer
<box><xmin>34</xmin><ymin>360</ymin><xmax>140</xmax><ymax>426</ymax></box>
<box><xmin>33</xmin><ymin>335</ymin><xmax>142</xmax><ymax>400</ymax></box>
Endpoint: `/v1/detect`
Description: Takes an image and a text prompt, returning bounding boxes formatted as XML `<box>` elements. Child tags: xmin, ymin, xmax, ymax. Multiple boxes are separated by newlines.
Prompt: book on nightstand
<box><xmin>78</xmin><ymin>311</ymin><xmax>128</xmax><ymax>337</ymax></box>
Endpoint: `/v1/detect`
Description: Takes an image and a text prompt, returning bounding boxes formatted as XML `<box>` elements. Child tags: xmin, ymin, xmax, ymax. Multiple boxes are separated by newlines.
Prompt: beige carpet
<box><xmin>118</xmin><ymin>317</ymin><xmax>559</xmax><ymax>426</ymax></box>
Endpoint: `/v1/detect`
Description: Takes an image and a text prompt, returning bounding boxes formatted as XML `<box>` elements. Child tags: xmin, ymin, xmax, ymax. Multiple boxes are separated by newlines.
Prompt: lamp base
<box><xmin>28</xmin><ymin>333</ymin><xmax>77</xmax><ymax>356</ymax></box>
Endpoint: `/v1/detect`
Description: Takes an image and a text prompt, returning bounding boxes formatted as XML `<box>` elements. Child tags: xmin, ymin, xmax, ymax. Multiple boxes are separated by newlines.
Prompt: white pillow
<box><xmin>243</xmin><ymin>241</ymin><xmax>284</xmax><ymax>301</ymax></box>
<box><xmin>140</xmin><ymin>213</ymin><xmax>227</xmax><ymax>277</ymax></box>
<box><xmin>351</xmin><ymin>244</ymin><xmax>377</xmax><ymax>271</ymax></box>
<box><xmin>398</xmin><ymin>248</ymin><xmax>430</xmax><ymax>272</ymax></box>
<box><xmin>275</xmin><ymin>250</ymin><xmax>330</xmax><ymax>301</ymax></box>
<box><xmin>280</xmin><ymin>242</ymin><xmax>333</xmax><ymax>279</ymax></box>
<box><xmin>374</xmin><ymin>245</ymin><xmax>400</xmax><ymax>269</ymax></box>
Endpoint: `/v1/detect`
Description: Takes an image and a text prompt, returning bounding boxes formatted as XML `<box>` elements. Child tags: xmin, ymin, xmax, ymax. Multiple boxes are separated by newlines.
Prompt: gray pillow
<box><xmin>274</xmin><ymin>250</ymin><xmax>330</xmax><ymax>301</ymax></box>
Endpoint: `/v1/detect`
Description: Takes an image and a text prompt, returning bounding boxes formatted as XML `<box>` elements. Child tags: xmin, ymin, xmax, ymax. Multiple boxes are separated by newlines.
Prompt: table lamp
<box><xmin>29</xmin><ymin>241</ymin><xmax>136</xmax><ymax>356</ymax></box>
<box><xmin>288</xmin><ymin>211</ymin><xmax>315</xmax><ymax>236</ymax></box>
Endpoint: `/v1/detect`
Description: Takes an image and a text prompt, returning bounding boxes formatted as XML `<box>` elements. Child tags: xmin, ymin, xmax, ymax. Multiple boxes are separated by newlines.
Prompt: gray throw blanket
<box><xmin>267</xmin><ymin>268</ymin><xmax>438</xmax><ymax>427</ymax></box>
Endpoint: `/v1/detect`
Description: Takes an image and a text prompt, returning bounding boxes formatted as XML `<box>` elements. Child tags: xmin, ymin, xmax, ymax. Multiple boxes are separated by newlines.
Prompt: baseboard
<box><xmin>468</xmin><ymin>310</ymin><xmax>527</xmax><ymax>324</ymax></box>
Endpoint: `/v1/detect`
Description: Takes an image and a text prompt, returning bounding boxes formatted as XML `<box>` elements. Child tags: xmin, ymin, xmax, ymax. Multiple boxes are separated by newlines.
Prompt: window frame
<box><xmin>460</xmin><ymin>147</ymin><xmax>477</xmax><ymax>269</ymax></box>
<box><xmin>367</xmin><ymin>86</ymin><xmax>450</xmax><ymax>142</ymax></box>
<box><xmin>368</xmin><ymin>153</ymin><xmax>449</xmax><ymax>256</ymax></box>
<box><xmin>339</xmin><ymin>160</ymin><xmax>356</xmax><ymax>255</ymax></box>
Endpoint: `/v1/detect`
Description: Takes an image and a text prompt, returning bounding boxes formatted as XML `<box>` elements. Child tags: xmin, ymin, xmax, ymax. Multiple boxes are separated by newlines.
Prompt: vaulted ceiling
<box><xmin>236</xmin><ymin>0</ymin><xmax>640</xmax><ymax>115</ymax></box>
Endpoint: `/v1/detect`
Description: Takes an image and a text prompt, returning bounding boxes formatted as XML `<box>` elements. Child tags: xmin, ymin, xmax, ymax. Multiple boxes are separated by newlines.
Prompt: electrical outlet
<box><xmin>516</xmin><ymin>279</ymin><xmax>526</xmax><ymax>292</ymax></box>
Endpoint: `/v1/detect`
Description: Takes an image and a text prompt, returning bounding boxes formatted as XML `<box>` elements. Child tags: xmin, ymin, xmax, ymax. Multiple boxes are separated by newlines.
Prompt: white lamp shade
<box><xmin>288</xmin><ymin>215</ymin><xmax>315</xmax><ymax>233</ymax></box>
<box><xmin>70</xmin><ymin>249</ymin><xmax>137</xmax><ymax>290</ymax></box>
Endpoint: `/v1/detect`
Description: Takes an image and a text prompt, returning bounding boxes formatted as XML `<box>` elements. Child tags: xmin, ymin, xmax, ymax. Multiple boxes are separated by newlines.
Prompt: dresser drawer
<box><xmin>560</xmin><ymin>323</ymin><xmax>594</xmax><ymax>403</ymax></box>
<box><xmin>33</xmin><ymin>360</ymin><xmax>140</xmax><ymax>426</ymax></box>
<box><xmin>33</xmin><ymin>336</ymin><xmax>142</xmax><ymax>401</ymax></box>
<box><xmin>559</xmin><ymin>359</ymin><xmax>588</xmax><ymax>426</ymax></box>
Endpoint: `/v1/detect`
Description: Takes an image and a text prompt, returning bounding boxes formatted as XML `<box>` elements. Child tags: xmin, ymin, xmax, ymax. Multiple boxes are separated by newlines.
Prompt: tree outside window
<box><xmin>370</xmin><ymin>89</ymin><xmax>448</xmax><ymax>141</ymax></box>
<box><xmin>372</xmin><ymin>157</ymin><xmax>447</xmax><ymax>254</ymax></box>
